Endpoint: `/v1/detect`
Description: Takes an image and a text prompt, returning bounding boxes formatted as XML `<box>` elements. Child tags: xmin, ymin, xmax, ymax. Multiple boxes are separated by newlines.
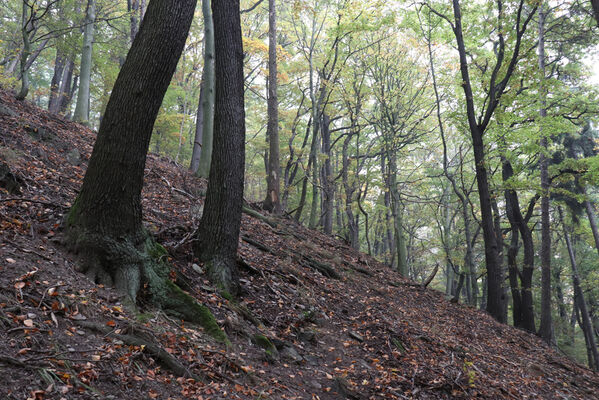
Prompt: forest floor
<box><xmin>1</xmin><ymin>88</ymin><xmax>599</xmax><ymax>400</ymax></box>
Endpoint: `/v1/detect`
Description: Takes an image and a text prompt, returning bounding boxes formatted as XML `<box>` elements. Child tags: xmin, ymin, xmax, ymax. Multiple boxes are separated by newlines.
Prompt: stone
<box><xmin>0</xmin><ymin>104</ymin><xmax>17</xmax><ymax>117</ymax></box>
<box><xmin>192</xmin><ymin>263</ymin><xmax>204</xmax><ymax>274</ymax></box>
<box><xmin>280</xmin><ymin>346</ymin><xmax>303</xmax><ymax>364</ymax></box>
<box><xmin>349</xmin><ymin>331</ymin><xmax>364</xmax><ymax>342</ymax></box>
<box><xmin>66</xmin><ymin>149</ymin><xmax>81</xmax><ymax>165</ymax></box>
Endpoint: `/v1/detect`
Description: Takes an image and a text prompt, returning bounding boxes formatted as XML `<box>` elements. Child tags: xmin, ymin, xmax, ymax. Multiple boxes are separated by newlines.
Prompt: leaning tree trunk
<box><xmin>559</xmin><ymin>207</ymin><xmax>599</xmax><ymax>371</ymax></box>
<box><xmin>193</xmin><ymin>0</ymin><xmax>245</xmax><ymax>296</ymax></box>
<box><xmin>64</xmin><ymin>0</ymin><xmax>226</xmax><ymax>341</ymax></box>
<box><xmin>262</xmin><ymin>0</ymin><xmax>282</xmax><ymax>214</ymax></box>
<box><xmin>73</xmin><ymin>0</ymin><xmax>96</xmax><ymax>124</ymax></box>
<box><xmin>195</xmin><ymin>0</ymin><xmax>215</xmax><ymax>178</ymax></box>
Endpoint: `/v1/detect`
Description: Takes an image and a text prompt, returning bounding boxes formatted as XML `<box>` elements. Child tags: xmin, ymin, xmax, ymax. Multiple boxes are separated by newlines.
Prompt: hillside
<box><xmin>1</xmin><ymin>89</ymin><xmax>598</xmax><ymax>399</ymax></box>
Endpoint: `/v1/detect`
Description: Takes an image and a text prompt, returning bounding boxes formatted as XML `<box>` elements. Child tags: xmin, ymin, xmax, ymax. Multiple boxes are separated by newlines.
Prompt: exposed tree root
<box><xmin>76</xmin><ymin>320</ymin><xmax>203</xmax><ymax>380</ymax></box>
<box><xmin>64</xmin><ymin>223</ymin><xmax>229</xmax><ymax>345</ymax></box>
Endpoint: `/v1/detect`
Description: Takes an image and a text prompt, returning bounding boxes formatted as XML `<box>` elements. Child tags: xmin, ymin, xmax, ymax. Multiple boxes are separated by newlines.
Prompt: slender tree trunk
<box><xmin>60</xmin><ymin>65</ymin><xmax>76</xmax><ymax>115</ymax></box>
<box><xmin>193</xmin><ymin>0</ymin><xmax>245</xmax><ymax>295</ymax></box>
<box><xmin>48</xmin><ymin>50</ymin><xmax>66</xmax><ymax>113</ymax></box>
<box><xmin>190</xmin><ymin>81</ymin><xmax>205</xmax><ymax>172</ymax></box>
<box><xmin>262</xmin><ymin>0</ymin><xmax>281</xmax><ymax>213</ymax></box>
<box><xmin>342</xmin><ymin>134</ymin><xmax>359</xmax><ymax>249</ymax></box>
<box><xmin>320</xmin><ymin>114</ymin><xmax>333</xmax><ymax>231</ymax></box>
<box><xmin>537</xmin><ymin>5</ymin><xmax>554</xmax><ymax>344</ymax></box>
<box><xmin>128</xmin><ymin>0</ymin><xmax>139</xmax><ymax>42</ymax></box>
<box><xmin>559</xmin><ymin>207</ymin><xmax>599</xmax><ymax>370</ymax></box>
<box><xmin>388</xmin><ymin>154</ymin><xmax>407</xmax><ymax>277</ymax></box>
<box><xmin>195</xmin><ymin>0</ymin><xmax>216</xmax><ymax>178</ymax></box>
<box><xmin>15</xmin><ymin>3</ymin><xmax>31</xmax><ymax>101</ymax></box>
<box><xmin>73</xmin><ymin>0</ymin><xmax>96</xmax><ymax>124</ymax></box>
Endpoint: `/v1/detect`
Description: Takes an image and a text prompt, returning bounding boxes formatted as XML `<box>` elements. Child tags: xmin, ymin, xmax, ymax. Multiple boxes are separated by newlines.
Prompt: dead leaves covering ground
<box><xmin>1</xmin><ymin>88</ymin><xmax>599</xmax><ymax>399</ymax></box>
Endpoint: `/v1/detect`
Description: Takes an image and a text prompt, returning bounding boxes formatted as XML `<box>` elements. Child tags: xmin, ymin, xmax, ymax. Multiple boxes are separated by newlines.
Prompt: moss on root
<box><xmin>64</xmin><ymin>221</ymin><xmax>229</xmax><ymax>345</ymax></box>
<box><xmin>252</xmin><ymin>334</ymin><xmax>279</xmax><ymax>361</ymax></box>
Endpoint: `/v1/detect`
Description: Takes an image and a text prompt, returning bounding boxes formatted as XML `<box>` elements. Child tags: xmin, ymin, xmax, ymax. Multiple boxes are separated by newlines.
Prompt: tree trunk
<box><xmin>15</xmin><ymin>2</ymin><xmax>31</xmax><ymax>101</ymax></box>
<box><xmin>320</xmin><ymin>114</ymin><xmax>333</xmax><ymax>231</ymax></box>
<box><xmin>195</xmin><ymin>0</ymin><xmax>215</xmax><ymax>178</ymax></box>
<box><xmin>73</xmin><ymin>0</ymin><xmax>96</xmax><ymax>124</ymax></box>
<box><xmin>262</xmin><ymin>0</ymin><xmax>281</xmax><ymax>214</ymax></box>
<box><xmin>63</xmin><ymin>0</ymin><xmax>226</xmax><ymax>336</ymax></box>
<box><xmin>48</xmin><ymin>50</ymin><xmax>66</xmax><ymax>113</ymax></box>
<box><xmin>537</xmin><ymin>5</ymin><xmax>554</xmax><ymax>345</ymax></box>
<box><xmin>342</xmin><ymin>134</ymin><xmax>359</xmax><ymax>249</ymax></box>
<box><xmin>128</xmin><ymin>0</ymin><xmax>140</xmax><ymax>42</ymax></box>
<box><xmin>189</xmin><ymin>81</ymin><xmax>205</xmax><ymax>172</ymax></box>
<box><xmin>559</xmin><ymin>207</ymin><xmax>599</xmax><ymax>371</ymax></box>
<box><xmin>193</xmin><ymin>0</ymin><xmax>245</xmax><ymax>295</ymax></box>
<box><xmin>388</xmin><ymin>154</ymin><xmax>407</xmax><ymax>276</ymax></box>
<box><xmin>502</xmin><ymin>158</ymin><xmax>536</xmax><ymax>332</ymax></box>
<box><xmin>451</xmin><ymin>0</ymin><xmax>505</xmax><ymax>322</ymax></box>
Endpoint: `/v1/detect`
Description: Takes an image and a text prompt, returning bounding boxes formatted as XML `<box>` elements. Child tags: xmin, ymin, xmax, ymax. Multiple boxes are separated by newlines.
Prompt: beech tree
<box><xmin>193</xmin><ymin>0</ymin><xmax>246</xmax><ymax>295</ymax></box>
<box><xmin>262</xmin><ymin>0</ymin><xmax>281</xmax><ymax>213</ymax></box>
<box><xmin>64</xmin><ymin>0</ymin><xmax>227</xmax><ymax>340</ymax></box>
<box><xmin>426</xmin><ymin>0</ymin><xmax>538</xmax><ymax>323</ymax></box>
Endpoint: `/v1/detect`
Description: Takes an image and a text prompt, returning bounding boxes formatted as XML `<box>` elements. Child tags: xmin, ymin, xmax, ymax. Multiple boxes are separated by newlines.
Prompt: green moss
<box><xmin>164</xmin><ymin>280</ymin><xmax>230</xmax><ymax>345</ymax></box>
<box><xmin>136</xmin><ymin>312</ymin><xmax>154</xmax><ymax>323</ymax></box>
<box><xmin>65</xmin><ymin>196</ymin><xmax>81</xmax><ymax>228</ymax></box>
<box><xmin>220</xmin><ymin>290</ymin><xmax>233</xmax><ymax>302</ymax></box>
<box><xmin>146</xmin><ymin>240</ymin><xmax>168</xmax><ymax>261</ymax></box>
<box><xmin>252</xmin><ymin>334</ymin><xmax>279</xmax><ymax>360</ymax></box>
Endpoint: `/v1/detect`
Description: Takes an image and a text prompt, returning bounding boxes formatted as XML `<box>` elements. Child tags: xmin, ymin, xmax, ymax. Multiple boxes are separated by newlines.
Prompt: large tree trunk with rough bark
<box><xmin>193</xmin><ymin>0</ymin><xmax>245</xmax><ymax>296</ymax></box>
<box><xmin>63</xmin><ymin>0</ymin><xmax>227</xmax><ymax>340</ymax></box>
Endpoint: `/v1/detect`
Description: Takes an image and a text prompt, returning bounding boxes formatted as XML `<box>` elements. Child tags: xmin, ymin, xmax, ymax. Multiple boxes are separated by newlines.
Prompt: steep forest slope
<box><xmin>1</xmin><ymin>89</ymin><xmax>599</xmax><ymax>399</ymax></box>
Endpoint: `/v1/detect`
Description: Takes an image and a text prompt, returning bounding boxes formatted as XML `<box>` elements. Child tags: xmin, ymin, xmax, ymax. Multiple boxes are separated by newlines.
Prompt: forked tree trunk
<box><xmin>64</xmin><ymin>0</ymin><xmax>227</xmax><ymax>338</ymax></box>
<box><xmin>193</xmin><ymin>0</ymin><xmax>245</xmax><ymax>295</ymax></box>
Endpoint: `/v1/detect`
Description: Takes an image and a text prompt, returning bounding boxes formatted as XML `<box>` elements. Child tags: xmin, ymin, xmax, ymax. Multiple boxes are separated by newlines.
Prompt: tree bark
<box><xmin>502</xmin><ymin>158</ymin><xmax>536</xmax><ymax>332</ymax></box>
<box><xmin>48</xmin><ymin>50</ymin><xmax>66</xmax><ymax>113</ymax></box>
<box><xmin>262</xmin><ymin>0</ymin><xmax>281</xmax><ymax>214</ymax></box>
<box><xmin>559</xmin><ymin>207</ymin><xmax>599</xmax><ymax>371</ymax></box>
<box><xmin>537</xmin><ymin>5</ymin><xmax>554</xmax><ymax>345</ymax></box>
<box><xmin>15</xmin><ymin>2</ymin><xmax>31</xmax><ymax>101</ymax></box>
<box><xmin>73</xmin><ymin>0</ymin><xmax>96</xmax><ymax>124</ymax></box>
<box><xmin>320</xmin><ymin>114</ymin><xmax>333</xmax><ymax>231</ymax></box>
<box><xmin>193</xmin><ymin>0</ymin><xmax>246</xmax><ymax>295</ymax></box>
<box><xmin>66</xmin><ymin>0</ymin><xmax>198</xmax><ymax>305</ymax></box>
<box><xmin>195</xmin><ymin>0</ymin><xmax>215</xmax><ymax>178</ymax></box>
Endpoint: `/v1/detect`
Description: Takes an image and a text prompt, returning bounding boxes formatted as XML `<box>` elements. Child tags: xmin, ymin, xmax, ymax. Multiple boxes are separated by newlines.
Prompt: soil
<box><xmin>1</xmin><ymin>87</ymin><xmax>599</xmax><ymax>399</ymax></box>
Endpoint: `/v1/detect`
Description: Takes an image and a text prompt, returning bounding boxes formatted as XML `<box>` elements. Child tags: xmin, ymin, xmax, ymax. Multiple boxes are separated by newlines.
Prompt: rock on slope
<box><xmin>1</xmin><ymin>88</ymin><xmax>598</xmax><ymax>399</ymax></box>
